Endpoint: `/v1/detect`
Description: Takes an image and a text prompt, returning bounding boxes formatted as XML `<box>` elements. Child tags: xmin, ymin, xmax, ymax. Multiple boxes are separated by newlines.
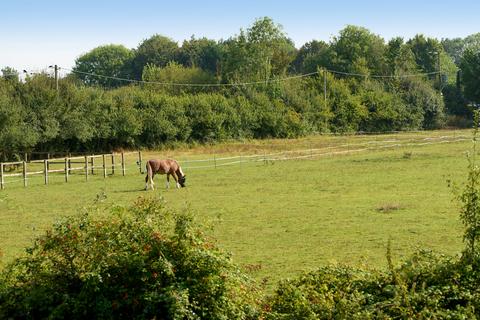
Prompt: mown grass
<box><xmin>0</xmin><ymin>130</ymin><xmax>472</xmax><ymax>287</ymax></box>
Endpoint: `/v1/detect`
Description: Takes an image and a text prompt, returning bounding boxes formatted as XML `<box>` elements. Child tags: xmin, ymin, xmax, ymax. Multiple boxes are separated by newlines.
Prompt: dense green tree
<box><xmin>407</xmin><ymin>34</ymin><xmax>442</xmax><ymax>74</ymax></box>
<box><xmin>385</xmin><ymin>37</ymin><xmax>418</xmax><ymax>75</ymax></box>
<box><xmin>330</xmin><ymin>25</ymin><xmax>387</xmax><ymax>75</ymax></box>
<box><xmin>0</xmin><ymin>79</ymin><xmax>39</xmax><ymax>157</ymax></box>
<box><xmin>461</xmin><ymin>47</ymin><xmax>480</xmax><ymax>104</ymax></box>
<box><xmin>131</xmin><ymin>34</ymin><xmax>179</xmax><ymax>79</ymax></box>
<box><xmin>142</xmin><ymin>62</ymin><xmax>216</xmax><ymax>94</ymax></box>
<box><xmin>442</xmin><ymin>33</ymin><xmax>480</xmax><ymax>66</ymax></box>
<box><xmin>442</xmin><ymin>37</ymin><xmax>465</xmax><ymax>65</ymax></box>
<box><xmin>1</xmin><ymin>67</ymin><xmax>19</xmax><ymax>82</ymax></box>
<box><xmin>407</xmin><ymin>35</ymin><xmax>457</xmax><ymax>89</ymax></box>
<box><xmin>398</xmin><ymin>76</ymin><xmax>445</xmax><ymax>129</ymax></box>
<box><xmin>72</xmin><ymin>44</ymin><xmax>134</xmax><ymax>88</ymax></box>
<box><xmin>221</xmin><ymin>17</ymin><xmax>295</xmax><ymax>83</ymax></box>
<box><xmin>178</xmin><ymin>36</ymin><xmax>222</xmax><ymax>75</ymax></box>
<box><xmin>290</xmin><ymin>40</ymin><xmax>330</xmax><ymax>74</ymax></box>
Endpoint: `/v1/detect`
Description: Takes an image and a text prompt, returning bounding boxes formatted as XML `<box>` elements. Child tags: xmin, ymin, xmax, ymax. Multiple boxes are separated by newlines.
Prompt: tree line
<box><xmin>1</xmin><ymin>17</ymin><xmax>479</xmax><ymax>158</ymax></box>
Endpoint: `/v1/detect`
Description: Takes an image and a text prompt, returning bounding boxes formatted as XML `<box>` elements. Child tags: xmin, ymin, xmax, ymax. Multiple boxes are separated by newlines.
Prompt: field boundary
<box><xmin>179</xmin><ymin>134</ymin><xmax>469</xmax><ymax>169</ymax></box>
<box><xmin>0</xmin><ymin>133</ymin><xmax>470</xmax><ymax>189</ymax></box>
<box><xmin>0</xmin><ymin>151</ymin><xmax>143</xmax><ymax>190</ymax></box>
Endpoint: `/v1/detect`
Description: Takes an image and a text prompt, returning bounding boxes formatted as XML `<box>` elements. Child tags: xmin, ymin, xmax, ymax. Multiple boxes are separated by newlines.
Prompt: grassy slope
<box><xmin>0</xmin><ymin>130</ymin><xmax>470</xmax><ymax>286</ymax></box>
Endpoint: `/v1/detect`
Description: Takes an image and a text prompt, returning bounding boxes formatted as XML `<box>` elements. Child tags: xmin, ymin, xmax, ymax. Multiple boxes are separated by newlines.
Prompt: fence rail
<box><xmin>0</xmin><ymin>151</ymin><xmax>143</xmax><ymax>190</ymax></box>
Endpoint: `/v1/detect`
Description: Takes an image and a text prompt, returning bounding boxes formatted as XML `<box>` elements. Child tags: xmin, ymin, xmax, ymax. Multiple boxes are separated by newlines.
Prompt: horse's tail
<box><xmin>145</xmin><ymin>160</ymin><xmax>154</xmax><ymax>189</ymax></box>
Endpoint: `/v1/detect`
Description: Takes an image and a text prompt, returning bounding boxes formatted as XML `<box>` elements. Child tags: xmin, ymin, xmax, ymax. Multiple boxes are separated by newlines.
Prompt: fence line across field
<box><xmin>181</xmin><ymin>135</ymin><xmax>469</xmax><ymax>170</ymax></box>
<box><xmin>0</xmin><ymin>151</ymin><xmax>143</xmax><ymax>189</ymax></box>
<box><xmin>0</xmin><ymin>133</ymin><xmax>471</xmax><ymax>189</ymax></box>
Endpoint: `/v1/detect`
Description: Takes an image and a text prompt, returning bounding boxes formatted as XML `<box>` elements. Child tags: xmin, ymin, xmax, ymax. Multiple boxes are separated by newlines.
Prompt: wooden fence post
<box><xmin>102</xmin><ymin>154</ymin><xmax>107</xmax><ymax>178</ymax></box>
<box><xmin>121</xmin><ymin>152</ymin><xmax>125</xmax><ymax>176</ymax></box>
<box><xmin>68</xmin><ymin>153</ymin><xmax>72</xmax><ymax>174</ymax></box>
<box><xmin>0</xmin><ymin>163</ymin><xmax>4</xmax><ymax>190</ymax></box>
<box><xmin>111</xmin><ymin>153</ymin><xmax>115</xmax><ymax>175</ymax></box>
<box><xmin>44</xmin><ymin>160</ymin><xmax>48</xmax><ymax>185</ymax></box>
<box><xmin>91</xmin><ymin>156</ymin><xmax>95</xmax><ymax>175</ymax></box>
<box><xmin>85</xmin><ymin>156</ymin><xmax>89</xmax><ymax>181</ymax></box>
<box><xmin>214</xmin><ymin>153</ymin><xmax>217</xmax><ymax>169</ymax></box>
<box><xmin>64</xmin><ymin>157</ymin><xmax>69</xmax><ymax>183</ymax></box>
<box><xmin>138</xmin><ymin>151</ymin><xmax>143</xmax><ymax>174</ymax></box>
<box><xmin>23</xmin><ymin>161</ymin><xmax>27</xmax><ymax>187</ymax></box>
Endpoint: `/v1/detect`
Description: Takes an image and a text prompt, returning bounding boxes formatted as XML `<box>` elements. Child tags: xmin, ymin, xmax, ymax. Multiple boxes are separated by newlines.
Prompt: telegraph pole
<box><xmin>49</xmin><ymin>65</ymin><xmax>59</xmax><ymax>92</ymax></box>
<box><xmin>323</xmin><ymin>69</ymin><xmax>327</xmax><ymax>106</ymax></box>
<box><xmin>54</xmin><ymin>64</ymin><xmax>58</xmax><ymax>92</ymax></box>
<box><xmin>436</xmin><ymin>53</ymin><xmax>441</xmax><ymax>90</ymax></box>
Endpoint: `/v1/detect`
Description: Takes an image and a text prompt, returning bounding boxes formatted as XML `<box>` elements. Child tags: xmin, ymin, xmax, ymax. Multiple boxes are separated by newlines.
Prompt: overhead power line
<box><xmin>3</xmin><ymin>66</ymin><xmax>441</xmax><ymax>86</ymax></box>
<box><xmin>64</xmin><ymin>68</ymin><xmax>321</xmax><ymax>87</ymax></box>
<box><xmin>327</xmin><ymin>69</ymin><xmax>441</xmax><ymax>78</ymax></box>
<box><xmin>64</xmin><ymin>67</ymin><xmax>441</xmax><ymax>87</ymax></box>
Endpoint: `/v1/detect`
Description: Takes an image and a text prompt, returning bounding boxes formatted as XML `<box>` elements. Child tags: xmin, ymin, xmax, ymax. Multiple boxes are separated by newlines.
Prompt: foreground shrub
<box><xmin>264</xmin><ymin>250</ymin><xmax>480</xmax><ymax>319</ymax></box>
<box><xmin>0</xmin><ymin>197</ymin><xmax>259</xmax><ymax>319</ymax></box>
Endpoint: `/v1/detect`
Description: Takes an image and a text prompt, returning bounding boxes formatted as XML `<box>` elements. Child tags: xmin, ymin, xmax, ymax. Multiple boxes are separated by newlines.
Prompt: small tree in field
<box><xmin>457</xmin><ymin>110</ymin><xmax>480</xmax><ymax>261</ymax></box>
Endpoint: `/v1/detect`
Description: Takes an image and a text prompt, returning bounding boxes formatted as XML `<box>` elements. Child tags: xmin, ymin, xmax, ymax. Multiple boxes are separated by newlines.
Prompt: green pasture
<box><xmin>0</xmin><ymin>130</ymin><xmax>473</xmax><ymax>287</ymax></box>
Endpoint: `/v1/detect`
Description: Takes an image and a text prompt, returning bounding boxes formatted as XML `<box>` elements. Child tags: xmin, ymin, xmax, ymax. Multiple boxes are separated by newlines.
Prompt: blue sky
<box><xmin>1</xmin><ymin>0</ymin><xmax>479</xmax><ymax>73</ymax></box>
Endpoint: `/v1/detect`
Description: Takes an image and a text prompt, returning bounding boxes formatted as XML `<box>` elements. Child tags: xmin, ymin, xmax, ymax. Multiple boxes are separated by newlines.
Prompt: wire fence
<box><xmin>178</xmin><ymin>133</ymin><xmax>469</xmax><ymax>170</ymax></box>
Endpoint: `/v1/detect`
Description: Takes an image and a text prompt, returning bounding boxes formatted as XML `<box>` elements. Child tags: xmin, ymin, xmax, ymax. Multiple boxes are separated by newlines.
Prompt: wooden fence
<box><xmin>0</xmin><ymin>151</ymin><xmax>143</xmax><ymax>190</ymax></box>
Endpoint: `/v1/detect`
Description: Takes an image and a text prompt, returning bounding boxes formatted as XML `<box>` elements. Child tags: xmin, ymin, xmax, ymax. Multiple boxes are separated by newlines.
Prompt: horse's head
<box><xmin>178</xmin><ymin>175</ymin><xmax>186</xmax><ymax>188</ymax></box>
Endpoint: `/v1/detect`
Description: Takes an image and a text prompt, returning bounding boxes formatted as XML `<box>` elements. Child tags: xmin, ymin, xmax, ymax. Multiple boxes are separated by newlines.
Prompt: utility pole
<box><xmin>323</xmin><ymin>69</ymin><xmax>327</xmax><ymax>106</ymax></box>
<box><xmin>54</xmin><ymin>64</ymin><xmax>59</xmax><ymax>92</ymax></box>
<box><xmin>49</xmin><ymin>65</ymin><xmax>59</xmax><ymax>92</ymax></box>
<box><xmin>436</xmin><ymin>53</ymin><xmax>441</xmax><ymax>90</ymax></box>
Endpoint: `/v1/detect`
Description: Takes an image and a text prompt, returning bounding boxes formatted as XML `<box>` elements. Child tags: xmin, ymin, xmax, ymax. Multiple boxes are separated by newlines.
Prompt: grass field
<box><xmin>0</xmin><ymin>129</ymin><xmax>473</xmax><ymax>287</ymax></box>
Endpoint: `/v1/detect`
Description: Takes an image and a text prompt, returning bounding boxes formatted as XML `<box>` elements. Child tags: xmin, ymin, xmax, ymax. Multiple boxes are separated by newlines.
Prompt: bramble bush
<box><xmin>0</xmin><ymin>197</ymin><xmax>260</xmax><ymax>319</ymax></box>
<box><xmin>263</xmin><ymin>250</ymin><xmax>480</xmax><ymax>319</ymax></box>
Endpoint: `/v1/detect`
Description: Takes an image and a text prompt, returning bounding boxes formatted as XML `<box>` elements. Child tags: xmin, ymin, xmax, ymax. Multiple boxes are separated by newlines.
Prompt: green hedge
<box><xmin>0</xmin><ymin>73</ymin><xmax>446</xmax><ymax>158</ymax></box>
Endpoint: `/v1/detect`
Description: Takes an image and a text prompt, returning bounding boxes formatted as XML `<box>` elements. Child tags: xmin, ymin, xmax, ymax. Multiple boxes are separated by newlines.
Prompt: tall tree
<box><xmin>442</xmin><ymin>33</ymin><xmax>480</xmax><ymax>66</ymax></box>
<box><xmin>221</xmin><ymin>17</ymin><xmax>295</xmax><ymax>83</ymax></box>
<box><xmin>1</xmin><ymin>67</ymin><xmax>19</xmax><ymax>82</ymax></box>
<box><xmin>178</xmin><ymin>36</ymin><xmax>222</xmax><ymax>76</ymax></box>
<box><xmin>442</xmin><ymin>37</ymin><xmax>465</xmax><ymax>65</ymax></box>
<box><xmin>461</xmin><ymin>47</ymin><xmax>480</xmax><ymax>104</ymax></box>
<box><xmin>131</xmin><ymin>34</ymin><xmax>179</xmax><ymax>79</ymax></box>
<box><xmin>142</xmin><ymin>62</ymin><xmax>216</xmax><ymax>94</ymax></box>
<box><xmin>290</xmin><ymin>40</ymin><xmax>330</xmax><ymax>74</ymax></box>
<box><xmin>385</xmin><ymin>37</ymin><xmax>417</xmax><ymax>74</ymax></box>
<box><xmin>407</xmin><ymin>35</ymin><xmax>442</xmax><ymax>74</ymax></box>
<box><xmin>73</xmin><ymin>44</ymin><xmax>134</xmax><ymax>88</ymax></box>
<box><xmin>330</xmin><ymin>25</ymin><xmax>387</xmax><ymax>75</ymax></box>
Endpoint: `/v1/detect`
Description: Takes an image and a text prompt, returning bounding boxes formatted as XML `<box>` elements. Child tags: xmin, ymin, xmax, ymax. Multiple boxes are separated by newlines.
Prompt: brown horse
<box><xmin>145</xmin><ymin>159</ymin><xmax>186</xmax><ymax>190</ymax></box>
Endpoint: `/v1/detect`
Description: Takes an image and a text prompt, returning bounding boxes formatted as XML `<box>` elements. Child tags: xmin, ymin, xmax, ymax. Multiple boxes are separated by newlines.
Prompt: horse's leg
<box><xmin>172</xmin><ymin>172</ymin><xmax>180</xmax><ymax>188</ymax></box>
<box><xmin>166</xmin><ymin>174</ymin><xmax>170</xmax><ymax>189</ymax></box>
<box><xmin>150</xmin><ymin>173</ymin><xmax>155</xmax><ymax>190</ymax></box>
